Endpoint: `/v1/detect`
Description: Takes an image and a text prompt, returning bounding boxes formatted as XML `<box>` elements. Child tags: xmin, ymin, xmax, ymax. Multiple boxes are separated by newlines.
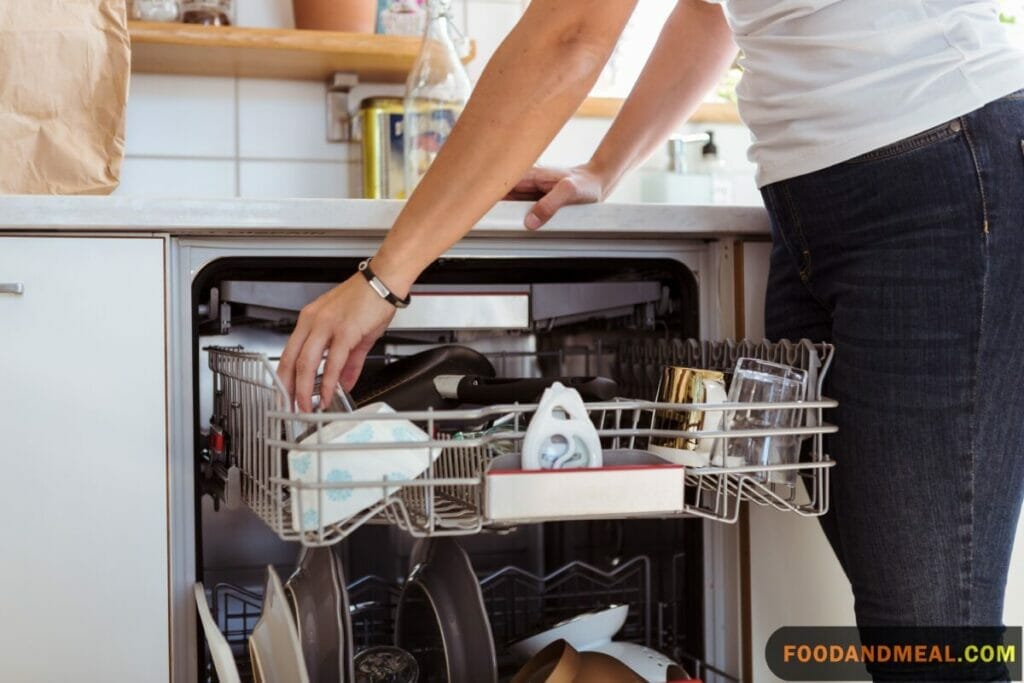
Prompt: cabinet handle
<box><xmin>0</xmin><ymin>283</ymin><xmax>25</xmax><ymax>295</ymax></box>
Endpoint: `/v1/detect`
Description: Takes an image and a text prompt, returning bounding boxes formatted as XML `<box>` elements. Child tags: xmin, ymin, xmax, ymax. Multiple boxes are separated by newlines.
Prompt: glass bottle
<box><xmin>402</xmin><ymin>0</ymin><xmax>472</xmax><ymax>196</ymax></box>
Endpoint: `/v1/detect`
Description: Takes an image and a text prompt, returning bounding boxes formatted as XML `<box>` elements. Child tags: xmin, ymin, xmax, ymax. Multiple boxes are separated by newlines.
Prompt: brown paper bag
<box><xmin>0</xmin><ymin>1</ymin><xmax>130</xmax><ymax>194</ymax></box>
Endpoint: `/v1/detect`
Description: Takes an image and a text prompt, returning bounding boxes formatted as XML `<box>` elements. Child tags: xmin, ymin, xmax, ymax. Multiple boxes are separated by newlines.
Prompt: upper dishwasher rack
<box><xmin>206</xmin><ymin>340</ymin><xmax>838</xmax><ymax>547</ymax></box>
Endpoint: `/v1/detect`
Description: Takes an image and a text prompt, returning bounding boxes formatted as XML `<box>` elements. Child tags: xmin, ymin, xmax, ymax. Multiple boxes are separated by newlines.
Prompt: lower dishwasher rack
<box><xmin>205</xmin><ymin>341</ymin><xmax>838</xmax><ymax>547</ymax></box>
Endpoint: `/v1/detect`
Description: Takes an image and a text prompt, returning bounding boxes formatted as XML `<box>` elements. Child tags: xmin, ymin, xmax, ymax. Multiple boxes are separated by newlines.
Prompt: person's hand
<box><xmin>506</xmin><ymin>164</ymin><xmax>607</xmax><ymax>230</ymax></box>
<box><xmin>278</xmin><ymin>273</ymin><xmax>397</xmax><ymax>412</ymax></box>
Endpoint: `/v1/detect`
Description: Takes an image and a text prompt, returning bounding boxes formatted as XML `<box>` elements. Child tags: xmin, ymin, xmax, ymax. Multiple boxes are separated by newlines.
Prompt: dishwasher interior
<box><xmin>189</xmin><ymin>255</ymin><xmax>833</xmax><ymax>682</ymax></box>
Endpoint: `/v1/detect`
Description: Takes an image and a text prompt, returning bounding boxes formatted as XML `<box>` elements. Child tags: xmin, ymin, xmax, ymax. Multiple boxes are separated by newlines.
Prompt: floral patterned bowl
<box><xmin>288</xmin><ymin>403</ymin><xmax>438</xmax><ymax>533</ymax></box>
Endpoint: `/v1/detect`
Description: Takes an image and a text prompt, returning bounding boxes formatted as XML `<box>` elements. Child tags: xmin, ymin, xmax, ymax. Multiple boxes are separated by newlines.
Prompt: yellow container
<box><xmin>359</xmin><ymin>97</ymin><xmax>406</xmax><ymax>199</ymax></box>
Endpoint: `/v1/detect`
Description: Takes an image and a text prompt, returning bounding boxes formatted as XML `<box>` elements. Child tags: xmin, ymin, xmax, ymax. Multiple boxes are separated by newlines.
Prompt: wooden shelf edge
<box><xmin>128</xmin><ymin>21</ymin><xmax>475</xmax><ymax>83</ymax></box>
<box><xmin>576</xmin><ymin>97</ymin><xmax>741</xmax><ymax>124</ymax></box>
<box><xmin>130</xmin><ymin>21</ymin><xmax>424</xmax><ymax>55</ymax></box>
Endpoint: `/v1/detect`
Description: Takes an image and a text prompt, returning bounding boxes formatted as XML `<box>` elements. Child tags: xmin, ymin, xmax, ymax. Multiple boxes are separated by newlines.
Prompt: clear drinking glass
<box><xmin>402</xmin><ymin>0</ymin><xmax>472</xmax><ymax>196</ymax></box>
<box><xmin>716</xmin><ymin>358</ymin><xmax>807</xmax><ymax>485</ymax></box>
<box><xmin>181</xmin><ymin>0</ymin><xmax>232</xmax><ymax>25</ymax></box>
<box><xmin>131</xmin><ymin>0</ymin><xmax>181</xmax><ymax>21</ymax></box>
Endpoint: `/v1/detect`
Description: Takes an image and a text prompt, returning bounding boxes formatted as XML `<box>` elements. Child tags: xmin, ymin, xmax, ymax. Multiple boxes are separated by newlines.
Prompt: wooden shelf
<box><xmin>577</xmin><ymin>97</ymin><xmax>741</xmax><ymax>124</ymax></box>
<box><xmin>127</xmin><ymin>22</ymin><xmax>740</xmax><ymax>124</ymax></box>
<box><xmin>128</xmin><ymin>21</ymin><xmax>474</xmax><ymax>82</ymax></box>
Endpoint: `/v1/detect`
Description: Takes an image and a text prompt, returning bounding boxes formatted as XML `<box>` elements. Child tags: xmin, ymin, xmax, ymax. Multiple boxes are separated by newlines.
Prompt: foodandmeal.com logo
<box><xmin>782</xmin><ymin>641</ymin><xmax>1016</xmax><ymax>665</ymax></box>
<box><xmin>765</xmin><ymin>626</ymin><xmax>1023</xmax><ymax>681</ymax></box>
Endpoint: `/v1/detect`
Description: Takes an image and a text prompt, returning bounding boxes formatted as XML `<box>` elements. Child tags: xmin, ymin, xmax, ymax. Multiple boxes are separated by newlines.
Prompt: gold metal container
<box><xmin>650</xmin><ymin>366</ymin><xmax>728</xmax><ymax>465</ymax></box>
<box><xmin>359</xmin><ymin>97</ymin><xmax>406</xmax><ymax>199</ymax></box>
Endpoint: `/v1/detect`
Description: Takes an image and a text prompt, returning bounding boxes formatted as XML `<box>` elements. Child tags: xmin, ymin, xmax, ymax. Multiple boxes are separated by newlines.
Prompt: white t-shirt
<box><xmin>704</xmin><ymin>0</ymin><xmax>1024</xmax><ymax>186</ymax></box>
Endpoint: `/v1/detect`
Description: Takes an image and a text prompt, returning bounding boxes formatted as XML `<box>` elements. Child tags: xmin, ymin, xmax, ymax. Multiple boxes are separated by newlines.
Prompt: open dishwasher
<box><xmin>187</xmin><ymin>253</ymin><xmax>836</xmax><ymax>683</ymax></box>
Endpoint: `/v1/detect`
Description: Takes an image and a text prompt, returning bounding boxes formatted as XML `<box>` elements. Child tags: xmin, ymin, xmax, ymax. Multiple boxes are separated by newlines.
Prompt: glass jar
<box><xmin>131</xmin><ymin>0</ymin><xmax>181</xmax><ymax>22</ymax></box>
<box><xmin>181</xmin><ymin>0</ymin><xmax>232</xmax><ymax>26</ymax></box>
<box><xmin>380</xmin><ymin>0</ymin><xmax>427</xmax><ymax>37</ymax></box>
<box><xmin>402</xmin><ymin>0</ymin><xmax>472</xmax><ymax>194</ymax></box>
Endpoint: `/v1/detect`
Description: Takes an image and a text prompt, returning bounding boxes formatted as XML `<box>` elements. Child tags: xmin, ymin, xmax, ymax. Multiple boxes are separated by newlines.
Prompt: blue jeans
<box><xmin>762</xmin><ymin>90</ymin><xmax>1024</xmax><ymax>681</ymax></box>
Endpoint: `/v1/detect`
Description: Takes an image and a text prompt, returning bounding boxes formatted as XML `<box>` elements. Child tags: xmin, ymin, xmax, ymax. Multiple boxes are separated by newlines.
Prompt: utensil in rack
<box><xmin>311</xmin><ymin>374</ymin><xmax>356</xmax><ymax>414</ymax></box>
<box><xmin>353</xmin><ymin>646</ymin><xmax>420</xmax><ymax>683</ymax></box>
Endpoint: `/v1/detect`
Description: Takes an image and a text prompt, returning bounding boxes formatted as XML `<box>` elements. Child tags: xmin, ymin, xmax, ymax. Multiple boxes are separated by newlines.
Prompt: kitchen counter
<box><xmin>0</xmin><ymin>196</ymin><xmax>770</xmax><ymax>238</ymax></box>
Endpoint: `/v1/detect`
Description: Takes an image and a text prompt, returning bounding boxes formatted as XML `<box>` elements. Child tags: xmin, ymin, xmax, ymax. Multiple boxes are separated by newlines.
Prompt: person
<box><xmin>278</xmin><ymin>1</ymin><xmax>1024</xmax><ymax>678</ymax></box>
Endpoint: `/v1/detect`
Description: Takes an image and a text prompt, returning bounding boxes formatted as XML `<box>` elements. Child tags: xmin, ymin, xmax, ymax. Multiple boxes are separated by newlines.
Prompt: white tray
<box><xmin>485</xmin><ymin>451</ymin><xmax>686</xmax><ymax>523</ymax></box>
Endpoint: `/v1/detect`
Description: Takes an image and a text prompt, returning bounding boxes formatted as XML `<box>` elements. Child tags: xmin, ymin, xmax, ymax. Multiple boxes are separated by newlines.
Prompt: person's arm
<box><xmin>279</xmin><ymin>0</ymin><xmax>639</xmax><ymax>410</ymax></box>
<box><xmin>511</xmin><ymin>0</ymin><xmax>737</xmax><ymax>229</ymax></box>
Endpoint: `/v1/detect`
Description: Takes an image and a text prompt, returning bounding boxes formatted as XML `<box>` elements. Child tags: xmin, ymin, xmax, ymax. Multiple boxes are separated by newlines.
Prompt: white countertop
<box><xmin>0</xmin><ymin>196</ymin><xmax>770</xmax><ymax>238</ymax></box>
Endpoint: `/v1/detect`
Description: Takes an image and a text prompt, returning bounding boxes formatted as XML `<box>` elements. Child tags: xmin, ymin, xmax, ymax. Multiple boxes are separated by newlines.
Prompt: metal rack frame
<box><xmin>206</xmin><ymin>342</ymin><xmax>837</xmax><ymax>548</ymax></box>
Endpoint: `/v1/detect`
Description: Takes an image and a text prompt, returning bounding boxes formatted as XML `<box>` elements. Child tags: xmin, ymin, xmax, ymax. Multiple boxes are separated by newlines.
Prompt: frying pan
<box><xmin>434</xmin><ymin>375</ymin><xmax>619</xmax><ymax>404</ymax></box>
<box><xmin>284</xmin><ymin>546</ymin><xmax>355</xmax><ymax>683</ymax></box>
<box><xmin>350</xmin><ymin>345</ymin><xmax>496</xmax><ymax>411</ymax></box>
<box><xmin>395</xmin><ymin>537</ymin><xmax>498</xmax><ymax>682</ymax></box>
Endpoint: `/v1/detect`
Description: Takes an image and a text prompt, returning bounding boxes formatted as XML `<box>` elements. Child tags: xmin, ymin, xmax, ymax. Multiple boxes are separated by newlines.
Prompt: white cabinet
<box><xmin>0</xmin><ymin>237</ymin><xmax>169</xmax><ymax>682</ymax></box>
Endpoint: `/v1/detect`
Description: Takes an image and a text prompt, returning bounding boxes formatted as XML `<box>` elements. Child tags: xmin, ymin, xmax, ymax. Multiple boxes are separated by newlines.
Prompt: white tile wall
<box><xmin>115</xmin><ymin>158</ymin><xmax>236</xmax><ymax>197</ymax></box>
<box><xmin>235</xmin><ymin>0</ymin><xmax>294</xmax><ymax>28</ymax></box>
<box><xmin>238</xmin><ymin>79</ymin><xmax>356</xmax><ymax>162</ymax></box>
<box><xmin>536</xmin><ymin>118</ymin><xmax>613</xmax><ymax>168</ymax></box>
<box><xmin>125</xmin><ymin>74</ymin><xmax>236</xmax><ymax>158</ymax></box>
<box><xmin>239</xmin><ymin>160</ymin><xmax>354</xmax><ymax>198</ymax></box>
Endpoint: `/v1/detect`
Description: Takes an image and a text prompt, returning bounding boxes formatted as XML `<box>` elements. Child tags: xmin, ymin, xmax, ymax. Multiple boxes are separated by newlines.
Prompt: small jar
<box><xmin>380</xmin><ymin>0</ymin><xmax>427</xmax><ymax>36</ymax></box>
<box><xmin>181</xmin><ymin>0</ymin><xmax>232</xmax><ymax>26</ymax></box>
<box><xmin>131</xmin><ymin>0</ymin><xmax>181</xmax><ymax>22</ymax></box>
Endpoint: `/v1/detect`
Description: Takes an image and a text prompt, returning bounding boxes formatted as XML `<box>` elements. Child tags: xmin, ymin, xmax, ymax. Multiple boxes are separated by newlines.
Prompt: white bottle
<box><xmin>698</xmin><ymin>131</ymin><xmax>734</xmax><ymax>205</ymax></box>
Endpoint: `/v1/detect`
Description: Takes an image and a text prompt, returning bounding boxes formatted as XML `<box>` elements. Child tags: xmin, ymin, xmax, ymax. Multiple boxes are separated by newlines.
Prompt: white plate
<box><xmin>508</xmin><ymin>604</ymin><xmax>628</xmax><ymax>660</ymax></box>
<box><xmin>288</xmin><ymin>403</ymin><xmax>440</xmax><ymax>533</ymax></box>
<box><xmin>250</xmin><ymin>566</ymin><xmax>310</xmax><ymax>683</ymax></box>
<box><xmin>194</xmin><ymin>583</ymin><xmax>242</xmax><ymax>683</ymax></box>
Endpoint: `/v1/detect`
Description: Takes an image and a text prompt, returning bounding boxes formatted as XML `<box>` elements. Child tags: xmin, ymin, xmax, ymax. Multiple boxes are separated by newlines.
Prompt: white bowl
<box><xmin>508</xmin><ymin>604</ymin><xmax>628</xmax><ymax>660</ymax></box>
<box><xmin>588</xmin><ymin>641</ymin><xmax>688</xmax><ymax>681</ymax></box>
<box><xmin>288</xmin><ymin>403</ymin><xmax>439</xmax><ymax>533</ymax></box>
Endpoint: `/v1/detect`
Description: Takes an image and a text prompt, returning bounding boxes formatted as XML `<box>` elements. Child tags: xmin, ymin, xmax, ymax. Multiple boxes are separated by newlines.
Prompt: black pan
<box><xmin>395</xmin><ymin>538</ymin><xmax>497</xmax><ymax>683</ymax></box>
<box><xmin>350</xmin><ymin>346</ymin><xmax>496</xmax><ymax>411</ymax></box>
<box><xmin>434</xmin><ymin>375</ymin><xmax>619</xmax><ymax>404</ymax></box>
